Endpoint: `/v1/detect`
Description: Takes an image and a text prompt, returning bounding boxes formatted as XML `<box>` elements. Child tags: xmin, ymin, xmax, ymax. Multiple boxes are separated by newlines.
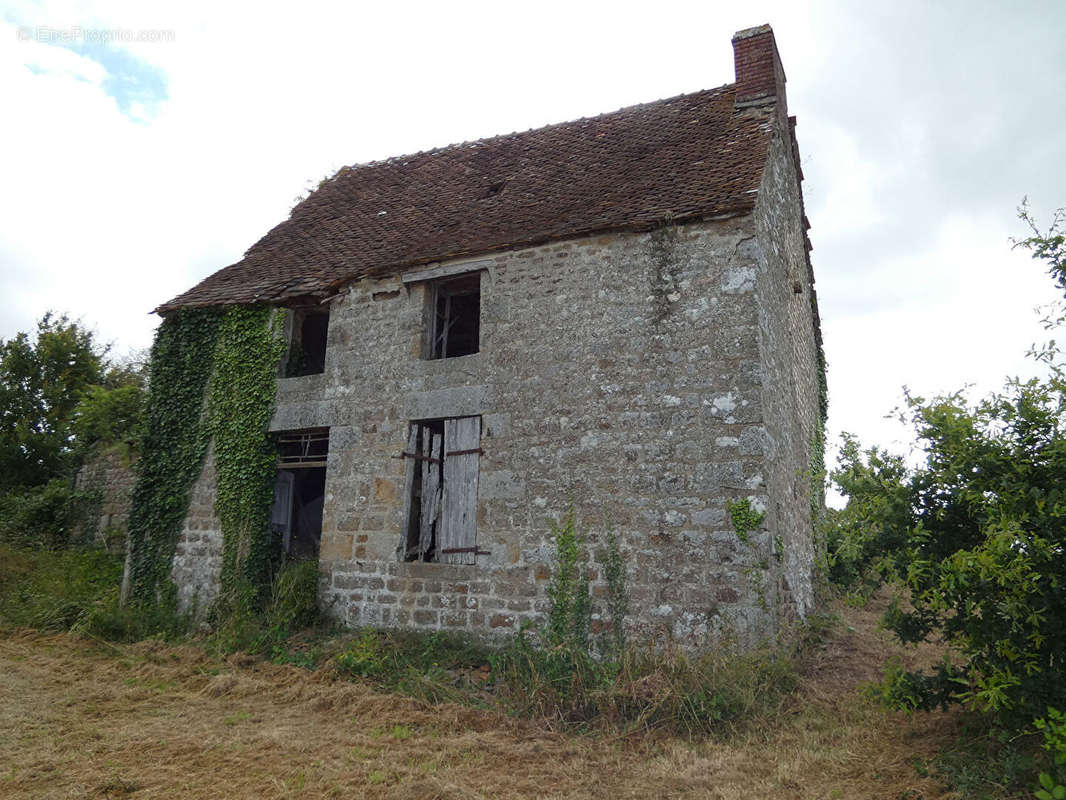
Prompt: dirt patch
<box><xmin>0</xmin><ymin>596</ymin><xmax>964</xmax><ymax>799</ymax></box>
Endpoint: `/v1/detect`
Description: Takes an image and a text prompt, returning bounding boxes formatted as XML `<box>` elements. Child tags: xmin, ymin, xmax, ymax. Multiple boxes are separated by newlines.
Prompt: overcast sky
<box><xmin>3</xmin><ymin>0</ymin><xmax>1065</xmax><ymax>473</ymax></box>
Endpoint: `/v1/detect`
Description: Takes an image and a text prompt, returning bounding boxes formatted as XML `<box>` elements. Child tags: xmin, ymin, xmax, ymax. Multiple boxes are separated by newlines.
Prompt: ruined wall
<box><xmin>170</xmin><ymin>446</ymin><xmax>225</xmax><ymax>613</ymax></box>
<box><xmin>752</xmin><ymin>121</ymin><xmax>822</xmax><ymax>621</ymax></box>
<box><xmin>76</xmin><ymin>447</ymin><xmax>136</xmax><ymax>552</ymax></box>
<box><xmin>262</xmin><ymin>217</ymin><xmax>800</xmax><ymax>647</ymax></box>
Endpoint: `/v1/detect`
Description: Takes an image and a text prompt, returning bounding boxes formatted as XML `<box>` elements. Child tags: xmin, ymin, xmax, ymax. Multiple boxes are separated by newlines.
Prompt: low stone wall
<box><xmin>75</xmin><ymin>447</ymin><xmax>136</xmax><ymax>552</ymax></box>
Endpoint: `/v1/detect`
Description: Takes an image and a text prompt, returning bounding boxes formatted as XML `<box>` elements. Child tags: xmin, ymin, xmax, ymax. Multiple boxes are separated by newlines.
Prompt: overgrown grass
<box><xmin>490</xmin><ymin>634</ymin><xmax>800</xmax><ymax>736</ymax></box>
<box><xmin>209</xmin><ymin>558</ymin><xmax>328</xmax><ymax>658</ymax></box>
<box><xmin>0</xmin><ymin>542</ymin><xmax>124</xmax><ymax>632</ymax></box>
<box><xmin>333</xmin><ymin>628</ymin><xmax>495</xmax><ymax>705</ymax></box>
<box><xmin>0</xmin><ymin>542</ymin><xmax>191</xmax><ymax>641</ymax></box>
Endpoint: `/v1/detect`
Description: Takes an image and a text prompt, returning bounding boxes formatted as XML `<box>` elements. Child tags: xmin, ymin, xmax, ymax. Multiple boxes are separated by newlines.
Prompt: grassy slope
<box><xmin>0</xmin><ymin>595</ymin><xmax>981</xmax><ymax>800</ymax></box>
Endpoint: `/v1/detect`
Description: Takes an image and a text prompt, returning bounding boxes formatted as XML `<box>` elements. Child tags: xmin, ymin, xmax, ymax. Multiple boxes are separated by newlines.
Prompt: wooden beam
<box><xmin>401</xmin><ymin>259</ymin><xmax>491</xmax><ymax>284</ymax></box>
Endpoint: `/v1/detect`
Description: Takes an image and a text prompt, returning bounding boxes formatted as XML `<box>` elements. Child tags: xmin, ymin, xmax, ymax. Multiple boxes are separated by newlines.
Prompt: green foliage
<box><xmin>822</xmin><ymin>435</ymin><xmax>913</xmax><ymax>594</ymax></box>
<box><xmin>491</xmin><ymin>629</ymin><xmax>799</xmax><ymax>735</ymax></box>
<box><xmin>210</xmin><ymin>306</ymin><xmax>287</xmax><ymax>613</ymax></box>
<box><xmin>0</xmin><ymin>543</ymin><xmax>188</xmax><ymax>640</ymax></box>
<box><xmin>726</xmin><ymin>497</ymin><xmax>765</xmax><ymax>544</ymax></box>
<box><xmin>333</xmin><ymin>628</ymin><xmax>492</xmax><ymax>704</ymax></box>
<box><xmin>72</xmin><ymin>361</ymin><xmax>146</xmax><ymax>456</ymax></box>
<box><xmin>925</xmin><ymin>718</ymin><xmax>1039</xmax><ymax>800</ymax></box>
<box><xmin>125</xmin><ymin>308</ymin><xmax>222</xmax><ymax>607</ymax></box>
<box><xmin>1035</xmin><ymin>708</ymin><xmax>1066</xmax><ymax>800</ymax></box>
<box><xmin>210</xmin><ymin>558</ymin><xmax>323</xmax><ymax>656</ymax></box>
<box><xmin>545</xmin><ymin>510</ymin><xmax>591</xmax><ymax>653</ymax></box>
<box><xmin>125</xmin><ymin>305</ymin><xmax>286</xmax><ymax>618</ymax></box>
<box><xmin>0</xmin><ymin>312</ymin><xmax>107</xmax><ymax>492</ymax></box>
<box><xmin>0</xmin><ymin>479</ymin><xmax>99</xmax><ymax>549</ymax></box>
<box><xmin>602</xmin><ymin>527</ymin><xmax>628</xmax><ymax>656</ymax></box>
<box><xmin>828</xmin><ymin>206</ymin><xmax>1066</xmax><ymax>729</ymax></box>
<box><xmin>0</xmin><ymin>543</ymin><xmax>123</xmax><ymax>631</ymax></box>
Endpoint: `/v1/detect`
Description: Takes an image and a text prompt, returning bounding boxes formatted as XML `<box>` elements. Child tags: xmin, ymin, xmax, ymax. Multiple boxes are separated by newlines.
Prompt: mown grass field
<box><xmin>0</xmin><ymin>593</ymin><xmax>993</xmax><ymax>800</ymax></box>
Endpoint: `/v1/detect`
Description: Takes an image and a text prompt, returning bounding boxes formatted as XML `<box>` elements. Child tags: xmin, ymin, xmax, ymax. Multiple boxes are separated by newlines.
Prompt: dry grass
<box><xmin>0</xmin><ymin>594</ymin><xmax>971</xmax><ymax>799</ymax></box>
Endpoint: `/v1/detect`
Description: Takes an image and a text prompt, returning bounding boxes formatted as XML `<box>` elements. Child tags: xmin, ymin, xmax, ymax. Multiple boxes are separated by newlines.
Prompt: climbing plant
<box><xmin>125</xmin><ymin>309</ymin><xmax>222</xmax><ymax>607</ymax></box>
<box><xmin>209</xmin><ymin>306</ymin><xmax>286</xmax><ymax>613</ymax></box>
<box><xmin>726</xmin><ymin>497</ymin><xmax>765</xmax><ymax>544</ymax></box>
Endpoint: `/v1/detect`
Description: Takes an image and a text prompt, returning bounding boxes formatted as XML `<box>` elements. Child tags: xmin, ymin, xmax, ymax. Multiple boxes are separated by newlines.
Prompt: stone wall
<box><xmin>170</xmin><ymin>446</ymin><xmax>225</xmax><ymax>613</ymax></box>
<box><xmin>169</xmin><ymin>148</ymin><xmax>821</xmax><ymax>646</ymax></box>
<box><xmin>266</xmin><ymin>214</ymin><xmax>810</xmax><ymax>647</ymax></box>
<box><xmin>76</xmin><ymin>446</ymin><xmax>136</xmax><ymax>552</ymax></box>
<box><xmin>752</xmin><ymin>118</ymin><xmax>822</xmax><ymax>623</ymax></box>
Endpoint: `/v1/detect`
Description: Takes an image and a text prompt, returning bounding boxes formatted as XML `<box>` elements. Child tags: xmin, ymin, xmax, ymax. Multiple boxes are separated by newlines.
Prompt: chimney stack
<box><xmin>732</xmin><ymin>24</ymin><xmax>786</xmax><ymax>113</ymax></box>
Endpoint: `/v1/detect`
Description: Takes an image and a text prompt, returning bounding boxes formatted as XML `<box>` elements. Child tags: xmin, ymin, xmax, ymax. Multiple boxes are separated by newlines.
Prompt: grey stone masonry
<box><xmin>284</xmin><ymin>215</ymin><xmax>816</xmax><ymax>647</ymax></box>
<box><xmin>76</xmin><ymin>447</ymin><xmax>136</xmax><ymax>552</ymax></box>
<box><xmin>170</xmin><ymin>446</ymin><xmax>225</xmax><ymax>614</ymax></box>
<box><xmin>171</xmin><ymin>212</ymin><xmax>821</xmax><ymax>648</ymax></box>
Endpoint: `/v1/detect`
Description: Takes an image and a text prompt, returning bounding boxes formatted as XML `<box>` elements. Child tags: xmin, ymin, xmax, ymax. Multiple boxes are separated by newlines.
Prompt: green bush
<box><xmin>209</xmin><ymin>559</ymin><xmax>325</xmax><ymax>657</ymax></box>
<box><xmin>829</xmin><ymin>206</ymin><xmax>1066</xmax><ymax>729</ymax></box>
<box><xmin>0</xmin><ymin>480</ymin><xmax>99</xmax><ymax>550</ymax></box>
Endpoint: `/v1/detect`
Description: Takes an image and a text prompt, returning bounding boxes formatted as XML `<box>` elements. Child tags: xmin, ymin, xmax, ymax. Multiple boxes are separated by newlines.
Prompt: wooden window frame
<box><xmin>429</xmin><ymin>274</ymin><xmax>481</xmax><ymax>360</ymax></box>
<box><xmin>400</xmin><ymin>416</ymin><xmax>482</xmax><ymax>564</ymax></box>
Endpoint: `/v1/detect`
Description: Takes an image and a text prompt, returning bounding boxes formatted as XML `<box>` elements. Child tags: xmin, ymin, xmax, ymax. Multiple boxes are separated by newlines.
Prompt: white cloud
<box><xmin>1</xmin><ymin>0</ymin><xmax>1065</xmax><ymax>473</ymax></box>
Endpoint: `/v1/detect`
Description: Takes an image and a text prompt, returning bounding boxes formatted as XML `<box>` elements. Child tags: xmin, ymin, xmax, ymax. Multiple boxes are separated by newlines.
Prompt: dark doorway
<box><xmin>271</xmin><ymin>428</ymin><xmax>329</xmax><ymax>559</ymax></box>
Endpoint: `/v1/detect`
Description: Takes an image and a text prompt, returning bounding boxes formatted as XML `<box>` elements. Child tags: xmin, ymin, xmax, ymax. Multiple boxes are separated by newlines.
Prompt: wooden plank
<box><xmin>400</xmin><ymin>425</ymin><xmax>419</xmax><ymax>559</ymax></box>
<box><xmin>419</xmin><ymin>432</ymin><xmax>442</xmax><ymax>559</ymax></box>
<box><xmin>440</xmin><ymin>416</ymin><xmax>481</xmax><ymax>565</ymax></box>
<box><xmin>401</xmin><ymin>260</ymin><xmax>491</xmax><ymax>284</ymax></box>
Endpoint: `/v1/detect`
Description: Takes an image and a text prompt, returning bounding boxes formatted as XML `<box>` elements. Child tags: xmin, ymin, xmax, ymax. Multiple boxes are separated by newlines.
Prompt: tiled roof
<box><xmin>158</xmin><ymin>84</ymin><xmax>771</xmax><ymax>311</ymax></box>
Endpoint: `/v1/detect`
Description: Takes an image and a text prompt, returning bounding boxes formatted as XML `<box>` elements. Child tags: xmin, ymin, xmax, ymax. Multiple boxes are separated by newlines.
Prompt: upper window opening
<box><xmin>284</xmin><ymin>308</ymin><xmax>329</xmax><ymax>377</ymax></box>
<box><xmin>431</xmin><ymin>274</ymin><xmax>480</xmax><ymax>359</ymax></box>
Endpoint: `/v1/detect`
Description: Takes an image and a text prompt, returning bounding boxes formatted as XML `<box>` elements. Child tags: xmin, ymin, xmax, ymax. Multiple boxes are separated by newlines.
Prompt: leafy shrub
<box><xmin>1035</xmin><ymin>708</ymin><xmax>1066</xmax><ymax>800</ymax></box>
<box><xmin>0</xmin><ymin>480</ymin><xmax>99</xmax><ymax>550</ymax></box>
<box><xmin>829</xmin><ymin>206</ymin><xmax>1066</xmax><ymax>729</ymax></box>
<box><xmin>210</xmin><ymin>559</ymin><xmax>325</xmax><ymax>657</ymax></box>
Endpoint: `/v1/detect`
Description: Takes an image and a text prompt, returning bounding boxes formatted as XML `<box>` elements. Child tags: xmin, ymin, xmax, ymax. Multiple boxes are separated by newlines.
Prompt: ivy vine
<box><xmin>125</xmin><ymin>309</ymin><xmax>221</xmax><ymax>607</ymax></box>
<box><xmin>125</xmin><ymin>305</ymin><xmax>286</xmax><ymax>614</ymax></box>
<box><xmin>726</xmin><ymin>497</ymin><xmax>765</xmax><ymax>544</ymax></box>
<box><xmin>810</xmin><ymin>341</ymin><xmax>829</xmax><ymax>520</ymax></box>
<box><xmin>209</xmin><ymin>306</ymin><xmax>286</xmax><ymax>613</ymax></box>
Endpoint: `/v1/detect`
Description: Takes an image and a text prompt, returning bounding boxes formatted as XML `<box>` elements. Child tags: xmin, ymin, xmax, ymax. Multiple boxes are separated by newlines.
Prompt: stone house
<box><xmin>157</xmin><ymin>24</ymin><xmax>824</xmax><ymax>646</ymax></box>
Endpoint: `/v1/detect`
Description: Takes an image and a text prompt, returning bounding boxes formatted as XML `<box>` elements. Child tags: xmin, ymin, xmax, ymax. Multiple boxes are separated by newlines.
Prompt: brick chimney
<box><xmin>732</xmin><ymin>24</ymin><xmax>786</xmax><ymax>113</ymax></box>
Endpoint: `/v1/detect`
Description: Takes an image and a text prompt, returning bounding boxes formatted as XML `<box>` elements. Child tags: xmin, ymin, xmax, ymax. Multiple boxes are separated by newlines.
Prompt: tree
<box><xmin>829</xmin><ymin>205</ymin><xmax>1066</xmax><ymax>728</ymax></box>
<box><xmin>0</xmin><ymin>313</ymin><xmax>106</xmax><ymax>492</ymax></box>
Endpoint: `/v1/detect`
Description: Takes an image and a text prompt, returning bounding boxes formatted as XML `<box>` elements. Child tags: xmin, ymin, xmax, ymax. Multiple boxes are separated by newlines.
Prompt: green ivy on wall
<box><xmin>125</xmin><ymin>308</ymin><xmax>222</xmax><ymax>607</ymax></box>
<box><xmin>810</xmin><ymin>342</ymin><xmax>829</xmax><ymax>520</ymax></box>
<box><xmin>125</xmin><ymin>305</ymin><xmax>287</xmax><ymax>615</ymax></box>
<box><xmin>210</xmin><ymin>306</ymin><xmax>286</xmax><ymax>613</ymax></box>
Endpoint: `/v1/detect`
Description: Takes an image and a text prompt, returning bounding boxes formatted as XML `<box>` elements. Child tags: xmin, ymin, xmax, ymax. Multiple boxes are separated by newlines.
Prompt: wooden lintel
<box><xmin>401</xmin><ymin>259</ymin><xmax>492</xmax><ymax>284</ymax></box>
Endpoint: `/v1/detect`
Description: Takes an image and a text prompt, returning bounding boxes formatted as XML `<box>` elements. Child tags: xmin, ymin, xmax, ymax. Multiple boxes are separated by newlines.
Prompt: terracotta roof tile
<box><xmin>158</xmin><ymin>83</ymin><xmax>770</xmax><ymax>311</ymax></box>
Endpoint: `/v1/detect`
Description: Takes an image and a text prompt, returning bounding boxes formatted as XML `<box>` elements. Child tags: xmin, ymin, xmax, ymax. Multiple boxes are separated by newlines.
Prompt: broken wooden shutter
<box><xmin>271</xmin><ymin>471</ymin><xmax>295</xmax><ymax>553</ymax></box>
<box><xmin>439</xmin><ymin>416</ymin><xmax>481</xmax><ymax>565</ymax></box>
<box><xmin>401</xmin><ymin>426</ymin><xmax>419</xmax><ymax>558</ymax></box>
<box><xmin>419</xmin><ymin>429</ymin><xmax>442</xmax><ymax>559</ymax></box>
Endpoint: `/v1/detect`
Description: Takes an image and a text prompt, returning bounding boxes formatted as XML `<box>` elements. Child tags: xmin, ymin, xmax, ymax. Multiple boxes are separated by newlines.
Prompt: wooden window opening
<box><xmin>430</xmin><ymin>274</ymin><xmax>480</xmax><ymax>359</ymax></box>
<box><xmin>401</xmin><ymin>416</ymin><xmax>482</xmax><ymax>564</ymax></box>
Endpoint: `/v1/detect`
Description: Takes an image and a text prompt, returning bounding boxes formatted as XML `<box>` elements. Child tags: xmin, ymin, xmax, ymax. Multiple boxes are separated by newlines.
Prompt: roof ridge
<box><xmin>336</xmin><ymin>82</ymin><xmax>737</xmax><ymax>173</ymax></box>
